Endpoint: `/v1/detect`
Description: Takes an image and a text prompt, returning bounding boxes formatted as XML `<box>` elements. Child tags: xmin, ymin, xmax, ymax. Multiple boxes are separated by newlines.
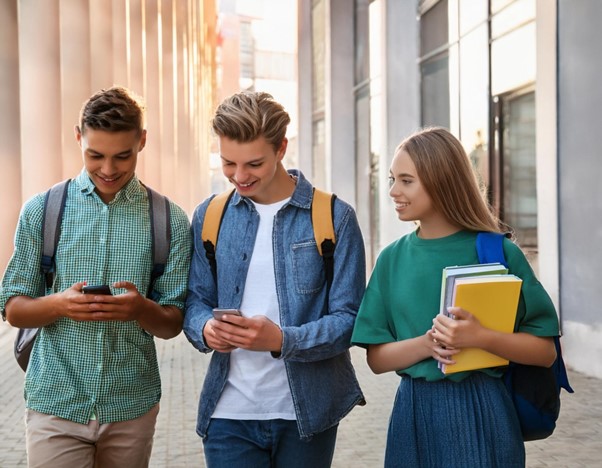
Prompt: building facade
<box><xmin>298</xmin><ymin>0</ymin><xmax>602</xmax><ymax>378</ymax></box>
<box><xmin>0</xmin><ymin>0</ymin><xmax>218</xmax><ymax>272</ymax></box>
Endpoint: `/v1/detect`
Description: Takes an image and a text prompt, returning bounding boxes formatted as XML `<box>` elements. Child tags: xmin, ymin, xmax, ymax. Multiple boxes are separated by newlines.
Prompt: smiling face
<box><xmin>388</xmin><ymin>149</ymin><xmax>437</xmax><ymax>223</ymax></box>
<box><xmin>219</xmin><ymin>135</ymin><xmax>294</xmax><ymax>204</ymax></box>
<box><xmin>77</xmin><ymin>126</ymin><xmax>146</xmax><ymax>203</ymax></box>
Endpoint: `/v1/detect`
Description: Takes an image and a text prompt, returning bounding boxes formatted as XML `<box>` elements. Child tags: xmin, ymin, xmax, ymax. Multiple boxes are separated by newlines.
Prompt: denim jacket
<box><xmin>183</xmin><ymin>169</ymin><xmax>366</xmax><ymax>440</ymax></box>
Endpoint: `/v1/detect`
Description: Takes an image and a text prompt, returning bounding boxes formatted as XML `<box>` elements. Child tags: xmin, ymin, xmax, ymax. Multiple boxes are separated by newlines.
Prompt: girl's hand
<box><xmin>426</xmin><ymin>328</ymin><xmax>459</xmax><ymax>365</ymax></box>
<box><xmin>431</xmin><ymin>307</ymin><xmax>484</xmax><ymax>350</ymax></box>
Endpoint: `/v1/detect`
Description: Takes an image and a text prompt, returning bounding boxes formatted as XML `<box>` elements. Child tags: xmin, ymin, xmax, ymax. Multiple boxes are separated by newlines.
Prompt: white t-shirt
<box><xmin>212</xmin><ymin>197</ymin><xmax>296</xmax><ymax>420</ymax></box>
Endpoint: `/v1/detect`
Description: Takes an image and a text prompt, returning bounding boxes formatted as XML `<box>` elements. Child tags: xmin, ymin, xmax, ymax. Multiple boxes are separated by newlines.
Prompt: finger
<box><xmin>113</xmin><ymin>281</ymin><xmax>138</xmax><ymax>292</ymax></box>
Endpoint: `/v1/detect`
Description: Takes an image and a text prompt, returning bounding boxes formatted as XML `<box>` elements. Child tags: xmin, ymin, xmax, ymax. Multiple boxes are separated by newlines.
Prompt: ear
<box><xmin>276</xmin><ymin>138</ymin><xmax>288</xmax><ymax>161</ymax></box>
<box><xmin>138</xmin><ymin>129</ymin><xmax>147</xmax><ymax>152</ymax></box>
<box><xmin>74</xmin><ymin>125</ymin><xmax>82</xmax><ymax>146</ymax></box>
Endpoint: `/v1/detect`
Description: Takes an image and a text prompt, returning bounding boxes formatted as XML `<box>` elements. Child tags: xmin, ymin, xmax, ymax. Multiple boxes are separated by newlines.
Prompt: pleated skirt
<box><xmin>384</xmin><ymin>372</ymin><xmax>525</xmax><ymax>468</ymax></box>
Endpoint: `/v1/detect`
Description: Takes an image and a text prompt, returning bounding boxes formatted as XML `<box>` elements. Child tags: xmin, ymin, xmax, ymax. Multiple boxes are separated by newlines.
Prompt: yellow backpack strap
<box><xmin>201</xmin><ymin>189</ymin><xmax>235</xmax><ymax>282</ymax></box>
<box><xmin>311</xmin><ymin>188</ymin><xmax>336</xmax><ymax>291</ymax></box>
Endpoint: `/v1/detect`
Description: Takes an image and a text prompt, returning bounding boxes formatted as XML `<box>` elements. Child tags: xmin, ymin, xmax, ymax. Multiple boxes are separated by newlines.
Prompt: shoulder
<box><xmin>18</xmin><ymin>191</ymin><xmax>48</xmax><ymax>227</ymax></box>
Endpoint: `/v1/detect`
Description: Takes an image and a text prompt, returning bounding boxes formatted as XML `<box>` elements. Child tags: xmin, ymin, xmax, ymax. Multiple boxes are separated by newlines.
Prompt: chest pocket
<box><xmin>291</xmin><ymin>240</ymin><xmax>325</xmax><ymax>294</ymax></box>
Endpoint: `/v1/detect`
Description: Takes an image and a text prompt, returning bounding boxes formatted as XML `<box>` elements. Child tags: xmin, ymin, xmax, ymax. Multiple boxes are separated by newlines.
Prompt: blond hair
<box><xmin>397</xmin><ymin>127</ymin><xmax>506</xmax><ymax>234</ymax></box>
<box><xmin>211</xmin><ymin>91</ymin><xmax>290</xmax><ymax>152</ymax></box>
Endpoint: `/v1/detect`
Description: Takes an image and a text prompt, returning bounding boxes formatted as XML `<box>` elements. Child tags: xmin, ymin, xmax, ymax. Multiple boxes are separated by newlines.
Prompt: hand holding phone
<box><xmin>82</xmin><ymin>285</ymin><xmax>112</xmax><ymax>295</ymax></box>
<box><xmin>212</xmin><ymin>308</ymin><xmax>242</xmax><ymax>321</ymax></box>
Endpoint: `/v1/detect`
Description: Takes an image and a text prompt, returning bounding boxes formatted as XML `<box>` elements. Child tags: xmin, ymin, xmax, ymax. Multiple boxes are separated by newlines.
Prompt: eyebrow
<box><xmin>390</xmin><ymin>171</ymin><xmax>415</xmax><ymax>178</ymax></box>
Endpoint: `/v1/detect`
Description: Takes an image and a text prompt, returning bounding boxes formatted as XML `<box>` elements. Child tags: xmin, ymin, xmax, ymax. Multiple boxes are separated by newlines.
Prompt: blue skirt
<box><xmin>385</xmin><ymin>373</ymin><xmax>525</xmax><ymax>468</ymax></box>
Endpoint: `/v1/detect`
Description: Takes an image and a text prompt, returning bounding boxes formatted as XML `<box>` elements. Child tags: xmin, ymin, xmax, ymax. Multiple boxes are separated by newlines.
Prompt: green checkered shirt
<box><xmin>0</xmin><ymin>170</ymin><xmax>192</xmax><ymax>424</ymax></box>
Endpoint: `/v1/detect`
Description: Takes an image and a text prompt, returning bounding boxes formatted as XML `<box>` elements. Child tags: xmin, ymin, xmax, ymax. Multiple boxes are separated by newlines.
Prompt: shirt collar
<box><xmin>74</xmin><ymin>169</ymin><xmax>143</xmax><ymax>203</ymax></box>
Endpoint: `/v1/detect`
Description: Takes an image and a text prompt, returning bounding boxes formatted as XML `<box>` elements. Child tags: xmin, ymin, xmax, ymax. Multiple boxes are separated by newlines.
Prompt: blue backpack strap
<box><xmin>475</xmin><ymin>232</ymin><xmax>508</xmax><ymax>268</ymax></box>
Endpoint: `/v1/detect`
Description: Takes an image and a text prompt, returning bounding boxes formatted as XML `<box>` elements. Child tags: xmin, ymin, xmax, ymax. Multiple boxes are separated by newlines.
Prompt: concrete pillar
<box><xmin>297</xmin><ymin>0</ymin><xmax>313</xmax><ymax>179</ymax></box>
<box><xmin>160</xmin><ymin>0</ymin><xmax>177</xmax><ymax>201</ymax></box>
<box><xmin>90</xmin><ymin>0</ymin><xmax>114</xmax><ymax>91</ymax></box>
<box><xmin>143</xmin><ymin>0</ymin><xmax>163</xmax><ymax>192</ymax></box>
<box><xmin>378</xmin><ymin>0</ymin><xmax>420</xmax><ymax>249</ymax></box>
<box><xmin>59</xmin><ymin>0</ymin><xmax>92</xmax><ymax>178</ymax></box>
<box><xmin>0</xmin><ymin>0</ymin><xmax>22</xmax><ymax>273</ymax></box>
<box><xmin>18</xmin><ymin>0</ymin><xmax>63</xmax><ymax>199</ymax></box>
<box><xmin>327</xmin><ymin>0</ymin><xmax>355</xmax><ymax>202</ymax></box>
<box><xmin>129</xmin><ymin>0</ymin><xmax>146</xmax><ymax>181</ymax></box>
<box><xmin>112</xmin><ymin>0</ymin><xmax>129</xmax><ymax>88</ymax></box>
<box><xmin>174</xmin><ymin>0</ymin><xmax>191</xmax><ymax>211</ymax></box>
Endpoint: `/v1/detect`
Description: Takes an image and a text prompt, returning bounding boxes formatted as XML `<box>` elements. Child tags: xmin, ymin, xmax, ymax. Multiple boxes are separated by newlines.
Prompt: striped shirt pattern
<box><xmin>0</xmin><ymin>170</ymin><xmax>192</xmax><ymax>424</ymax></box>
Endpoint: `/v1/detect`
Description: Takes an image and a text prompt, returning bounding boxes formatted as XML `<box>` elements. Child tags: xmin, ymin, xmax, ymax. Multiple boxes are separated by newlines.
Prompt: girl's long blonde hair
<box><xmin>397</xmin><ymin>126</ymin><xmax>508</xmax><ymax>234</ymax></box>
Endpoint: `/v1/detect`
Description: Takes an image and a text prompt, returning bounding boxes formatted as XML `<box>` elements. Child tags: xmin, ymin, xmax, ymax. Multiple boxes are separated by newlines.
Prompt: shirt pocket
<box><xmin>291</xmin><ymin>240</ymin><xmax>325</xmax><ymax>294</ymax></box>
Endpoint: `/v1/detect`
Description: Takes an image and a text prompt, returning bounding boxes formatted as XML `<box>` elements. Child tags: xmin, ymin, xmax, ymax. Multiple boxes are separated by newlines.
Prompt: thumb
<box><xmin>447</xmin><ymin>306</ymin><xmax>470</xmax><ymax>320</ymax></box>
<box><xmin>113</xmin><ymin>280</ymin><xmax>138</xmax><ymax>292</ymax></box>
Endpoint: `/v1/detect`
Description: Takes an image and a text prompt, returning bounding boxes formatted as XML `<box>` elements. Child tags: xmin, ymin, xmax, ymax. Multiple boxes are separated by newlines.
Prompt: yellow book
<box><xmin>441</xmin><ymin>274</ymin><xmax>522</xmax><ymax>374</ymax></box>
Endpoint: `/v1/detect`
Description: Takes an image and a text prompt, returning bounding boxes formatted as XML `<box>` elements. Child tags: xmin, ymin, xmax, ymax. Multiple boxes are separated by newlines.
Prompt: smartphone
<box><xmin>212</xmin><ymin>308</ymin><xmax>242</xmax><ymax>320</ymax></box>
<box><xmin>82</xmin><ymin>285</ymin><xmax>112</xmax><ymax>295</ymax></box>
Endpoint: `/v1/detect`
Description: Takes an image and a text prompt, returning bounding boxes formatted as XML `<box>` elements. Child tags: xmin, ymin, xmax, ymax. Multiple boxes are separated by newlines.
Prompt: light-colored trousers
<box><xmin>25</xmin><ymin>404</ymin><xmax>159</xmax><ymax>468</ymax></box>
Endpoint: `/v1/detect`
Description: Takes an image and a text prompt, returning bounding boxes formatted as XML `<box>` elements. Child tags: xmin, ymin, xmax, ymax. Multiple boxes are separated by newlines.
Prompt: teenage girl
<box><xmin>351</xmin><ymin>126</ymin><xmax>559</xmax><ymax>467</ymax></box>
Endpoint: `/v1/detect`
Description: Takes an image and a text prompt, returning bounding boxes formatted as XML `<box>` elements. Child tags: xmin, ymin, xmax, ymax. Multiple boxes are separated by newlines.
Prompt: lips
<box><xmin>234</xmin><ymin>180</ymin><xmax>256</xmax><ymax>191</ymax></box>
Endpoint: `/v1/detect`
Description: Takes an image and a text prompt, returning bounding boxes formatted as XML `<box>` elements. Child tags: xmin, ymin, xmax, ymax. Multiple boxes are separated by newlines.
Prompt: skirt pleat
<box><xmin>384</xmin><ymin>373</ymin><xmax>525</xmax><ymax>468</ymax></box>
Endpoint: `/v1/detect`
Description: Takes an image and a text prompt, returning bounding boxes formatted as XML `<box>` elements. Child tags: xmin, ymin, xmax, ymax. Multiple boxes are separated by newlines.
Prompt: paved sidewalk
<box><xmin>1</xmin><ymin>323</ymin><xmax>601</xmax><ymax>467</ymax></box>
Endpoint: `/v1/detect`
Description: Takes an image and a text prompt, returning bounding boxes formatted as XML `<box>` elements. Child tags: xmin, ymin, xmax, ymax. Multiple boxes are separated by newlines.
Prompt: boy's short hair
<box><xmin>211</xmin><ymin>91</ymin><xmax>290</xmax><ymax>152</ymax></box>
<box><xmin>79</xmin><ymin>86</ymin><xmax>145</xmax><ymax>135</ymax></box>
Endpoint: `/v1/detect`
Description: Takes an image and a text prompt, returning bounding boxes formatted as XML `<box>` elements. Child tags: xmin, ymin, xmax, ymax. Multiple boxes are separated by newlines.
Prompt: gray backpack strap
<box><xmin>145</xmin><ymin>185</ymin><xmax>171</xmax><ymax>299</ymax></box>
<box><xmin>41</xmin><ymin>179</ymin><xmax>71</xmax><ymax>287</ymax></box>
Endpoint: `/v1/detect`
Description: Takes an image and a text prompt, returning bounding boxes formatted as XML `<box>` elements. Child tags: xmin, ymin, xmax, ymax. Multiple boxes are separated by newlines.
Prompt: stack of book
<box><xmin>438</xmin><ymin>263</ymin><xmax>522</xmax><ymax>374</ymax></box>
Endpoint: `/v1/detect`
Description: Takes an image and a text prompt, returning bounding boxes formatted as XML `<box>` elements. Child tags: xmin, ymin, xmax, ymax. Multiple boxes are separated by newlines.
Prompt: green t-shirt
<box><xmin>351</xmin><ymin>230</ymin><xmax>559</xmax><ymax>381</ymax></box>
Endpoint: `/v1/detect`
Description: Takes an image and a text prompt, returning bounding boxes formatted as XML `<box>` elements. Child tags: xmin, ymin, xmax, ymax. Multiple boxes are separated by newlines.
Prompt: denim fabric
<box><xmin>203</xmin><ymin>419</ymin><xmax>338</xmax><ymax>468</ymax></box>
<box><xmin>385</xmin><ymin>373</ymin><xmax>525</xmax><ymax>467</ymax></box>
<box><xmin>184</xmin><ymin>169</ymin><xmax>366</xmax><ymax>440</ymax></box>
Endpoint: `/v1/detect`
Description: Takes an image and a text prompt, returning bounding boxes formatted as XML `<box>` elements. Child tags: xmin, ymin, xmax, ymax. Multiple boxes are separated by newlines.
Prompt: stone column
<box><xmin>174</xmin><ymin>0</ymin><xmax>191</xmax><ymax>211</ymax></box>
<box><xmin>160</xmin><ymin>0</ymin><xmax>177</xmax><ymax>200</ymax></box>
<box><xmin>129</xmin><ymin>0</ymin><xmax>146</xmax><ymax>181</ymax></box>
<box><xmin>112</xmin><ymin>0</ymin><xmax>129</xmax><ymax>87</ymax></box>
<box><xmin>59</xmin><ymin>0</ymin><xmax>92</xmax><ymax>178</ymax></box>
<box><xmin>90</xmin><ymin>0</ymin><xmax>114</xmax><ymax>91</ymax></box>
<box><xmin>0</xmin><ymin>0</ymin><xmax>22</xmax><ymax>272</ymax></box>
<box><xmin>142</xmin><ymin>0</ymin><xmax>162</xmax><ymax>191</ymax></box>
<box><xmin>18</xmin><ymin>0</ymin><xmax>63</xmax><ymax>199</ymax></box>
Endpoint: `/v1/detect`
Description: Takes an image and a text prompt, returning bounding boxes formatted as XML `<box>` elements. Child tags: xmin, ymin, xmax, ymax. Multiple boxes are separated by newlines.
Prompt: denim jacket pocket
<box><xmin>291</xmin><ymin>240</ymin><xmax>325</xmax><ymax>294</ymax></box>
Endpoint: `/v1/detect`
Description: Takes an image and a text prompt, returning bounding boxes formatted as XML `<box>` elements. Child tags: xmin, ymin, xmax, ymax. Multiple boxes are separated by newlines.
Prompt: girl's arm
<box><xmin>367</xmin><ymin>333</ymin><xmax>437</xmax><ymax>374</ymax></box>
<box><xmin>432</xmin><ymin>307</ymin><xmax>556</xmax><ymax>367</ymax></box>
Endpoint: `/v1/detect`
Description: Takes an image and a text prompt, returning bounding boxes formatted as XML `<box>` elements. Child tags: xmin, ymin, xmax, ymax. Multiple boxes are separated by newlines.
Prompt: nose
<box><xmin>233</xmin><ymin>165</ymin><xmax>248</xmax><ymax>183</ymax></box>
<box><xmin>101</xmin><ymin>158</ymin><xmax>117</xmax><ymax>175</ymax></box>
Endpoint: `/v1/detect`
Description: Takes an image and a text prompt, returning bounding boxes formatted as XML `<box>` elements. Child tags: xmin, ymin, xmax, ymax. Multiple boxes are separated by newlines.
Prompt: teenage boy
<box><xmin>184</xmin><ymin>91</ymin><xmax>366</xmax><ymax>468</ymax></box>
<box><xmin>0</xmin><ymin>86</ymin><xmax>192</xmax><ymax>468</ymax></box>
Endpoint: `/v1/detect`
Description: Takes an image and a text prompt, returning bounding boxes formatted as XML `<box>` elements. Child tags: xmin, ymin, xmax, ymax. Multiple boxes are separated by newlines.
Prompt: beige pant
<box><xmin>25</xmin><ymin>404</ymin><xmax>159</xmax><ymax>468</ymax></box>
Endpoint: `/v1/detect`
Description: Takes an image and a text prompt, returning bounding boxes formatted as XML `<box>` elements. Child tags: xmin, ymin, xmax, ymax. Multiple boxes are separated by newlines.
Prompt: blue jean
<box><xmin>203</xmin><ymin>419</ymin><xmax>338</xmax><ymax>468</ymax></box>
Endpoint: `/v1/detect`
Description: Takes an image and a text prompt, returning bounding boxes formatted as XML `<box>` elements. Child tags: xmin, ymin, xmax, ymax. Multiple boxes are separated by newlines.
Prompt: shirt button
<box><xmin>235</xmin><ymin>286</ymin><xmax>240</xmax><ymax>294</ymax></box>
<box><xmin>242</xmin><ymin>253</ymin><xmax>247</xmax><ymax>261</ymax></box>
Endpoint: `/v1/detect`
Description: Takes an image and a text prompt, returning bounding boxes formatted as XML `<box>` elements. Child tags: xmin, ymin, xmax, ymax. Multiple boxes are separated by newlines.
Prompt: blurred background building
<box><xmin>1</xmin><ymin>0</ymin><xmax>600</xmax><ymax>380</ymax></box>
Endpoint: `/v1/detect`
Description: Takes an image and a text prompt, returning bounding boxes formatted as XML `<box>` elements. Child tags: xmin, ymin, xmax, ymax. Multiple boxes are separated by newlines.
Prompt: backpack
<box><xmin>476</xmin><ymin>232</ymin><xmax>574</xmax><ymax>441</ymax></box>
<box><xmin>200</xmin><ymin>188</ymin><xmax>336</xmax><ymax>290</ymax></box>
<box><xmin>14</xmin><ymin>179</ymin><xmax>171</xmax><ymax>371</ymax></box>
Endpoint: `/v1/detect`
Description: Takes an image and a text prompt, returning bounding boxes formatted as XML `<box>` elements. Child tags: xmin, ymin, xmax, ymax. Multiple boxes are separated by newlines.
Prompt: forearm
<box><xmin>475</xmin><ymin>330</ymin><xmax>556</xmax><ymax>367</ymax></box>
<box><xmin>5</xmin><ymin>295</ymin><xmax>62</xmax><ymax>328</ymax></box>
<box><xmin>137</xmin><ymin>301</ymin><xmax>183</xmax><ymax>339</ymax></box>
<box><xmin>366</xmin><ymin>335</ymin><xmax>432</xmax><ymax>374</ymax></box>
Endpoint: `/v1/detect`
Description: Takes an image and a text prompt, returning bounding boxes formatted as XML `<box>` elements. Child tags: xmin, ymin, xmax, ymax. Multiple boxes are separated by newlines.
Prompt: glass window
<box><xmin>459</xmin><ymin>24</ymin><xmax>489</xmax><ymax>187</ymax></box>
<box><xmin>502</xmin><ymin>91</ymin><xmax>537</xmax><ymax>247</ymax></box>
<box><xmin>421</xmin><ymin>53</ymin><xmax>450</xmax><ymax>128</ymax></box>
<box><xmin>420</xmin><ymin>0</ymin><xmax>449</xmax><ymax>56</ymax></box>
